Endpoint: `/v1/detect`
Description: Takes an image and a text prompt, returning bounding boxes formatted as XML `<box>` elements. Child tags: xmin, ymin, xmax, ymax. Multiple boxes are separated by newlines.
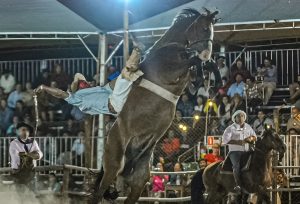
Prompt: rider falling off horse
<box><xmin>222</xmin><ymin>110</ymin><xmax>257</xmax><ymax>193</ymax></box>
<box><xmin>34</xmin><ymin>43</ymin><xmax>143</xmax><ymax>116</ymax></box>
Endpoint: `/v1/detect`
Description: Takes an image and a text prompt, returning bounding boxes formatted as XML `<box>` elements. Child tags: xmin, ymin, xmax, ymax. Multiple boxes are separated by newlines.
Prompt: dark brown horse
<box><xmin>90</xmin><ymin>8</ymin><xmax>218</xmax><ymax>204</ymax></box>
<box><xmin>202</xmin><ymin>128</ymin><xmax>286</xmax><ymax>204</ymax></box>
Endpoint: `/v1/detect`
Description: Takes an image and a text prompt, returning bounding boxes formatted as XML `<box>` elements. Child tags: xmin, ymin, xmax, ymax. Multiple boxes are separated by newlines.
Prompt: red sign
<box><xmin>207</xmin><ymin>136</ymin><xmax>214</xmax><ymax>145</ymax></box>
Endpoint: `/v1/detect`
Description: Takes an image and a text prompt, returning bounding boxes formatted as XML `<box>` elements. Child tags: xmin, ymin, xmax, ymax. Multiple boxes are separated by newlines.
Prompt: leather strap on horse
<box><xmin>139</xmin><ymin>78</ymin><xmax>180</xmax><ymax>105</ymax></box>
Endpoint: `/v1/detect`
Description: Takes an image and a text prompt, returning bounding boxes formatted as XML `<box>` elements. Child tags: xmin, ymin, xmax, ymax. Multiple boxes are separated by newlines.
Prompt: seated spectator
<box><xmin>7</xmin><ymin>83</ymin><xmax>23</xmax><ymax>109</ymax></box>
<box><xmin>218</xmin><ymin>76</ymin><xmax>229</xmax><ymax>96</ymax></box>
<box><xmin>256</xmin><ymin>57</ymin><xmax>277</xmax><ymax>105</ymax></box>
<box><xmin>245</xmin><ymin>76</ymin><xmax>263</xmax><ymax>108</ymax></box>
<box><xmin>177</xmin><ymin>93</ymin><xmax>194</xmax><ymax>117</ymax></box>
<box><xmin>48</xmin><ymin>173</ymin><xmax>62</xmax><ymax>193</ymax></box>
<box><xmin>13</xmin><ymin>100</ymin><xmax>31</xmax><ymax>121</ymax></box>
<box><xmin>230</xmin><ymin>94</ymin><xmax>246</xmax><ymax>115</ymax></box>
<box><xmin>208</xmin><ymin>119</ymin><xmax>222</xmax><ymax>135</ymax></box>
<box><xmin>230</xmin><ymin>58</ymin><xmax>251</xmax><ymax>84</ymax></box>
<box><xmin>204</xmin><ymin>143</ymin><xmax>224</xmax><ymax>165</ymax></box>
<box><xmin>0</xmin><ymin>87</ymin><xmax>7</xmax><ymax>100</ymax></box>
<box><xmin>252</xmin><ymin>110</ymin><xmax>275</xmax><ymax>135</ymax></box>
<box><xmin>194</xmin><ymin>95</ymin><xmax>205</xmax><ymax>115</ymax></box>
<box><xmin>168</xmin><ymin>162</ymin><xmax>187</xmax><ymax>186</ymax></box>
<box><xmin>62</xmin><ymin>118</ymin><xmax>80</xmax><ymax>136</ymax></box>
<box><xmin>47</xmin><ymin>81</ymin><xmax>64</xmax><ymax>121</ymax></box>
<box><xmin>210</xmin><ymin>56</ymin><xmax>229</xmax><ymax>84</ymax></box>
<box><xmin>51</xmin><ymin>63</ymin><xmax>70</xmax><ymax>91</ymax></box>
<box><xmin>150</xmin><ymin>162</ymin><xmax>169</xmax><ymax>198</ymax></box>
<box><xmin>227</xmin><ymin>73</ymin><xmax>245</xmax><ymax>98</ymax></box>
<box><xmin>218</xmin><ymin>95</ymin><xmax>231</xmax><ymax>130</ymax></box>
<box><xmin>167</xmin><ymin>162</ymin><xmax>188</xmax><ymax>198</ymax></box>
<box><xmin>161</xmin><ymin>129</ymin><xmax>181</xmax><ymax>162</ymax></box>
<box><xmin>33</xmin><ymin>68</ymin><xmax>51</xmax><ymax>89</ymax></box>
<box><xmin>196</xmin><ymin>78</ymin><xmax>215</xmax><ymax>99</ymax></box>
<box><xmin>21</xmin><ymin>82</ymin><xmax>34</xmax><ymax>108</ymax></box>
<box><xmin>0</xmin><ymin>99</ymin><xmax>14</xmax><ymax>134</ymax></box>
<box><xmin>6</xmin><ymin>116</ymin><xmax>19</xmax><ymax>137</ymax></box>
<box><xmin>0</xmin><ymin>69</ymin><xmax>16</xmax><ymax>94</ymax></box>
<box><xmin>191</xmin><ymin>159</ymin><xmax>207</xmax><ymax>204</ymax></box>
<box><xmin>71</xmin><ymin>131</ymin><xmax>85</xmax><ymax>166</ymax></box>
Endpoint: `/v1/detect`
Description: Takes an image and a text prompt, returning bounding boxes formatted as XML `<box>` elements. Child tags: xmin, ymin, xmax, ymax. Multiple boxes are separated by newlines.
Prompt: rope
<box><xmin>29</xmin><ymin>94</ymin><xmax>39</xmax><ymax>152</ymax></box>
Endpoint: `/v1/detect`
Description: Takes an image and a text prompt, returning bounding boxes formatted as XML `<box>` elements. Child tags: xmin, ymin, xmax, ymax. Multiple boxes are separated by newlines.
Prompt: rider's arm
<box><xmin>29</xmin><ymin>140</ymin><xmax>43</xmax><ymax>160</ymax></box>
<box><xmin>222</xmin><ymin>126</ymin><xmax>243</xmax><ymax>145</ymax></box>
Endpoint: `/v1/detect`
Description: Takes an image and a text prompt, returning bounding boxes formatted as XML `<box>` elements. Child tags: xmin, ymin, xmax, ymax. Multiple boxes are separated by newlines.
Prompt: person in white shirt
<box><xmin>9</xmin><ymin>122</ymin><xmax>43</xmax><ymax>170</ymax></box>
<box><xmin>222</xmin><ymin>110</ymin><xmax>256</xmax><ymax>193</ymax></box>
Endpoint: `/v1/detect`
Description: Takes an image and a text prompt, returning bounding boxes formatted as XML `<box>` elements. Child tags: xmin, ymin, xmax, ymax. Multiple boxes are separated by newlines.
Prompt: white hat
<box><xmin>232</xmin><ymin>110</ymin><xmax>247</xmax><ymax>123</ymax></box>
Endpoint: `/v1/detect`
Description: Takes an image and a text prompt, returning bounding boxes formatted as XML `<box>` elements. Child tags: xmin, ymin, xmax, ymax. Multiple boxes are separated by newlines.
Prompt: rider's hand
<box><xmin>33</xmin><ymin>85</ymin><xmax>44</xmax><ymax>94</ymax></box>
<box><xmin>27</xmin><ymin>151</ymin><xmax>40</xmax><ymax>160</ymax></box>
<box><xmin>244</xmin><ymin>136</ymin><xmax>256</xmax><ymax>143</ymax></box>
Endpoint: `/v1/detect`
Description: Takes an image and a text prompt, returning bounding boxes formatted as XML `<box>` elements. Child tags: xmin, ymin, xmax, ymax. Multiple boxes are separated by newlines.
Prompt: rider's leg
<box><xmin>121</xmin><ymin>47</ymin><xmax>144</xmax><ymax>82</ymax></box>
<box><xmin>34</xmin><ymin>85</ymin><xmax>69</xmax><ymax>99</ymax></box>
<box><xmin>109</xmin><ymin>47</ymin><xmax>143</xmax><ymax>113</ymax></box>
<box><xmin>228</xmin><ymin>151</ymin><xmax>243</xmax><ymax>192</ymax></box>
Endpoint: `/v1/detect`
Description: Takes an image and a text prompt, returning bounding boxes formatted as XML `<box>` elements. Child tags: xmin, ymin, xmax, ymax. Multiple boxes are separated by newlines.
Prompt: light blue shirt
<box><xmin>227</xmin><ymin>82</ymin><xmax>245</xmax><ymax>97</ymax></box>
<box><xmin>7</xmin><ymin>91</ymin><xmax>22</xmax><ymax>108</ymax></box>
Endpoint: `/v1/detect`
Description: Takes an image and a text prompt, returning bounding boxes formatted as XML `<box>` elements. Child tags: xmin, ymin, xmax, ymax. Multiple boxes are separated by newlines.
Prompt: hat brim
<box><xmin>17</xmin><ymin>122</ymin><xmax>34</xmax><ymax>134</ymax></box>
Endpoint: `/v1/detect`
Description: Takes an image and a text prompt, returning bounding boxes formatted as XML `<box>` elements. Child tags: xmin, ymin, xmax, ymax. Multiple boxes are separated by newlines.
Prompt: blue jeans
<box><xmin>228</xmin><ymin>151</ymin><xmax>243</xmax><ymax>186</ymax></box>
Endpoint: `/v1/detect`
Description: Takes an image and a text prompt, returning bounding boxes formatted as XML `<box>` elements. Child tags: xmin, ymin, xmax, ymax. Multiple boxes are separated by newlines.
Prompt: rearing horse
<box><xmin>91</xmin><ymin>8</ymin><xmax>218</xmax><ymax>204</ymax></box>
<box><xmin>203</xmin><ymin>128</ymin><xmax>286</xmax><ymax>204</ymax></box>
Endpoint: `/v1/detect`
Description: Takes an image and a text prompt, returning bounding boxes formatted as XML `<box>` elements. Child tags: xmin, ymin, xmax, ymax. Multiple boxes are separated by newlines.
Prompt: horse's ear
<box><xmin>202</xmin><ymin>7</ymin><xmax>211</xmax><ymax>16</ymax></box>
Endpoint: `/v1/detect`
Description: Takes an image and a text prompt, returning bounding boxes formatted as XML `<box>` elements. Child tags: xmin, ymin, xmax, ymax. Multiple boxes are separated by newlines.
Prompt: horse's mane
<box><xmin>144</xmin><ymin>8</ymin><xmax>202</xmax><ymax>58</ymax></box>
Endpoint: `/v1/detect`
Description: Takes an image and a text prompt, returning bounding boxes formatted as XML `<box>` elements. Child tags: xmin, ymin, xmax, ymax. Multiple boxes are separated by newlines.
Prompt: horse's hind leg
<box><xmin>124</xmin><ymin>154</ymin><xmax>151</xmax><ymax>204</ymax></box>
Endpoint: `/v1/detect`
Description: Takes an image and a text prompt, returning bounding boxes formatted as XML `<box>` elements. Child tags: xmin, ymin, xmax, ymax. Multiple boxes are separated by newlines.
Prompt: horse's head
<box><xmin>258</xmin><ymin>128</ymin><xmax>286</xmax><ymax>161</ymax></box>
<box><xmin>184</xmin><ymin>8</ymin><xmax>218</xmax><ymax>61</ymax></box>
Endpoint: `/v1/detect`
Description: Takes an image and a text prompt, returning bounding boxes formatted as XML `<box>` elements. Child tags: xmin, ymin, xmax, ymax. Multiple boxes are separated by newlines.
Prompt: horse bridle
<box><xmin>186</xmin><ymin>38</ymin><xmax>213</xmax><ymax>49</ymax></box>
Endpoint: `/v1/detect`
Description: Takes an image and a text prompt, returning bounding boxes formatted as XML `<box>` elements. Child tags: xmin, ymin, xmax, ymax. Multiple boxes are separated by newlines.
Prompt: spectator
<box><xmin>51</xmin><ymin>64</ymin><xmax>70</xmax><ymax>91</ymax></box>
<box><xmin>71</xmin><ymin>131</ymin><xmax>85</xmax><ymax>165</ymax></box>
<box><xmin>177</xmin><ymin>93</ymin><xmax>194</xmax><ymax>117</ymax></box>
<box><xmin>47</xmin><ymin>81</ymin><xmax>64</xmax><ymax>121</ymax></box>
<box><xmin>196</xmin><ymin>78</ymin><xmax>214</xmax><ymax>99</ymax></box>
<box><xmin>21</xmin><ymin>82</ymin><xmax>34</xmax><ymax>108</ymax></box>
<box><xmin>245</xmin><ymin>76</ymin><xmax>263</xmax><ymax>108</ymax></box>
<box><xmin>227</xmin><ymin>73</ymin><xmax>245</xmax><ymax>98</ymax></box>
<box><xmin>194</xmin><ymin>95</ymin><xmax>205</xmax><ymax>115</ymax></box>
<box><xmin>218</xmin><ymin>95</ymin><xmax>231</xmax><ymax>130</ymax></box>
<box><xmin>256</xmin><ymin>57</ymin><xmax>277</xmax><ymax>105</ymax></box>
<box><xmin>6</xmin><ymin>116</ymin><xmax>19</xmax><ymax>137</ymax></box>
<box><xmin>13</xmin><ymin>100</ymin><xmax>31</xmax><ymax>121</ymax></box>
<box><xmin>62</xmin><ymin>118</ymin><xmax>80</xmax><ymax>136</ymax></box>
<box><xmin>204</xmin><ymin>143</ymin><xmax>224</xmax><ymax>165</ymax></box>
<box><xmin>161</xmin><ymin>129</ymin><xmax>181</xmax><ymax>162</ymax></box>
<box><xmin>0</xmin><ymin>87</ymin><xmax>7</xmax><ymax>100</ymax></box>
<box><xmin>150</xmin><ymin>162</ymin><xmax>169</xmax><ymax>198</ymax></box>
<box><xmin>0</xmin><ymin>99</ymin><xmax>14</xmax><ymax>134</ymax></box>
<box><xmin>210</xmin><ymin>56</ymin><xmax>229</xmax><ymax>83</ymax></box>
<box><xmin>230</xmin><ymin>58</ymin><xmax>251</xmax><ymax>83</ymax></box>
<box><xmin>0</xmin><ymin>69</ymin><xmax>16</xmax><ymax>94</ymax></box>
<box><xmin>252</xmin><ymin>110</ymin><xmax>274</xmax><ymax>135</ymax></box>
<box><xmin>33</xmin><ymin>69</ymin><xmax>51</xmax><ymax>88</ymax></box>
<box><xmin>7</xmin><ymin>83</ymin><xmax>23</xmax><ymax>109</ymax></box>
<box><xmin>167</xmin><ymin>162</ymin><xmax>188</xmax><ymax>197</ymax></box>
<box><xmin>203</xmin><ymin>99</ymin><xmax>218</xmax><ymax>116</ymax></box>
<box><xmin>230</xmin><ymin>94</ymin><xmax>246</xmax><ymax>115</ymax></box>
<box><xmin>48</xmin><ymin>173</ymin><xmax>62</xmax><ymax>193</ymax></box>
<box><xmin>191</xmin><ymin>159</ymin><xmax>207</xmax><ymax>204</ymax></box>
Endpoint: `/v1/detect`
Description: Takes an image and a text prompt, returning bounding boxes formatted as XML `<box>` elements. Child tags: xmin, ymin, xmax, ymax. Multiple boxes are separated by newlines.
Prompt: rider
<box><xmin>222</xmin><ymin>110</ymin><xmax>256</xmax><ymax>193</ymax></box>
<box><xmin>34</xmin><ymin>42</ymin><xmax>144</xmax><ymax>116</ymax></box>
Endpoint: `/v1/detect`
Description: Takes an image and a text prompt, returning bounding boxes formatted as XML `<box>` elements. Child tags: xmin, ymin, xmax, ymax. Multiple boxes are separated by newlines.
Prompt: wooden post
<box><xmin>62</xmin><ymin>166</ymin><xmax>70</xmax><ymax>203</ymax></box>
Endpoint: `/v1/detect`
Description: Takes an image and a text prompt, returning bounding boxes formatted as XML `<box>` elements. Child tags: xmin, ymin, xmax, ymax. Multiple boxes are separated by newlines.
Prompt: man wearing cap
<box><xmin>222</xmin><ymin>110</ymin><xmax>256</xmax><ymax>193</ymax></box>
<box><xmin>34</xmin><ymin>45</ymin><xmax>143</xmax><ymax>116</ymax></box>
<box><xmin>9</xmin><ymin>122</ymin><xmax>43</xmax><ymax>171</ymax></box>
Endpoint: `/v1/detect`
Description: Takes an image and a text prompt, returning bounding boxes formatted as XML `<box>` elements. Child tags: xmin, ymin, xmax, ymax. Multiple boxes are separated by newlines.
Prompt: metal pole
<box><xmin>97</xmin><ymin>34</ymin><xmax>106</xmax><ymax>169</ymax></box>
<box><xmin>123</xmin><ymin>0</ymin><xmax>129</xmax><ymax>64</ymax></box>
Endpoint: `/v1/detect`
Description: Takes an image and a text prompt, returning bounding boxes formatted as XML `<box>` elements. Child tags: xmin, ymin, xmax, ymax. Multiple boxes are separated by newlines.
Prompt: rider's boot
<box><xmin>70</xmin><ymin>73</ymin><xmax>90</xmax><ymax>93</ymax></box>
<box><xmin>233</xmin><ymin>170</ymin><xmax>242</xmax><ymax>194</ymax></box>
<box><xmin>121</xmin><ymin>34</ymin><xmax>144</xmax><ymax>82</ymax></box>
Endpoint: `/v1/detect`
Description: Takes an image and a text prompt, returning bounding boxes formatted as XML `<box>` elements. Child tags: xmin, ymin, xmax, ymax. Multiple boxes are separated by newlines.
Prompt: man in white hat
<box><xmin>34</xmin><ymin>44</ymin><xmax>143</xmax><ymax>116</ymax></box>
<box><xmin>222</xmin><ymin>110</ymin><xmax>256</xmax><ymax>193</ymax></box>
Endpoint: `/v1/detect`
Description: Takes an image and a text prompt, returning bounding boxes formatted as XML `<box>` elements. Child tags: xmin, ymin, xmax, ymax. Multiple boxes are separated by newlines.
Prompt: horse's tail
<box><xmin>88</xmin><ymin>168</ymin><xmax>119</xmax><ymax>202</ymax></box>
